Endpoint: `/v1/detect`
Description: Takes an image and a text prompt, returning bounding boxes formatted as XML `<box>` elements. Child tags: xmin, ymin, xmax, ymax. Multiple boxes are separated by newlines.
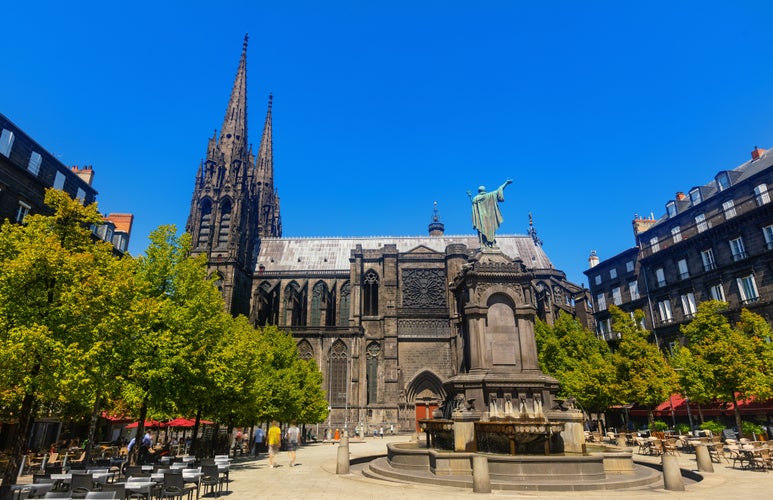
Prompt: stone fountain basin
<box><xmin>368</xmin><ymin>442</ymin><xmax>662</xmax><ymax>491</ymax></box>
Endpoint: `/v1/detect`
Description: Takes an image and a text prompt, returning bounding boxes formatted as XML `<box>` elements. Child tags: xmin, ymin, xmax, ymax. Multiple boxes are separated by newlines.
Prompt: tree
<box><xmin>609</xmin><ymin>306</ymin><xmax>678</xmax><ymax>427</ymax></box>
<box><xmin>535</xmin><ymin>313</ymin><xmax>616</xmax><ymax>421</ymax></box>
<box><xmin>121</xmin><ymin>225</ymin><xmax>229</xmax><ymax>459</ymax></box>
<box><xmin>669</xmin><ymin>345</ymin><xmax>715</xmax><ymax>425</ymax></box>
<box><xmin>0</xmin><ymin>190</ymin><xmax>133</xmax><ymax>499</ymax></box>
<box><xmin>680</xmin><ymin>301</ymin><xmax>773</xmax><ymax>433</ymax></box>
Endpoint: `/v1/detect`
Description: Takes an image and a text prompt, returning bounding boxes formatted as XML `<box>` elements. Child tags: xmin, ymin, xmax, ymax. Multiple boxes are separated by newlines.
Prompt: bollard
<box><xmin>661</xmin><ymin>453</ymin><xmax>685</xmax><ymax>491</ymax></box>
<box><xmin>336</xmin><ymin>435</ymin><xmax>350</xmax><ymax>474</ymax></box>
<box><xmin>694</xmin><ymin>443</ymin><xmax>714</xmax><ymax>473</ymax></box>
<box><xmin>472</xmin><ymin>454</ymin><xmax>491</xmax><ymax>493</ymax></box>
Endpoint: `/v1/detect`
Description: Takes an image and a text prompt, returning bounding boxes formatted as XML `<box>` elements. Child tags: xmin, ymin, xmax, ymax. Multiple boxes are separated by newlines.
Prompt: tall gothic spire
<box><xmin>218</xmin><ymin>33</ymin><xmax>249</xmax><ymax>165</ymax></box>
<box><xmin>256</xmin><ymin>93</ymin><xmax>273</xmax><ymax>185</ymax></box>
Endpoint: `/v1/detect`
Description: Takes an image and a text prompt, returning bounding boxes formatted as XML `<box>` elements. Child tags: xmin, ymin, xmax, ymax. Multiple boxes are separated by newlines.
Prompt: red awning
<box><xmin>627</xmin><ymin>394</ymin><xmax>773</xmax><ymax>417</ymax></box>
<box><xmin>166</xmin><ymin>418</ymin><xmax>215</xmax><ymax>428</ymax></box>
<box><xmin>126</xmin><ymin>420</ymin><xmax>166</xmax><ymax>429</ymax></box>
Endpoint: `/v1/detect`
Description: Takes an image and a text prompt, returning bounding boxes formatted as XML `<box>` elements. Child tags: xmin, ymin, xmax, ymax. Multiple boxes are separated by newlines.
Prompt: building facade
<box><xmin>187</xmin><ymin>38</ymin><xmax>593</xmax><ymax>431</ymax></box>
<box><xmin>0</xmin><ymin>113</ymin><xmax>131</xmax><ymax>250</ymax></box>
<box><xmin>585</xmin><ymin>147</ymin><xmax>773</xmax><ymax>349</ymax></box>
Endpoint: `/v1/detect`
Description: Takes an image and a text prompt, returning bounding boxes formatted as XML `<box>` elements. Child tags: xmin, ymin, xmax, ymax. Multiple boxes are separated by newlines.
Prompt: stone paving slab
<box><xmin>14</xmin><ymin>437</ymin><xmax>773</xmax><ymax>499</ymax></box>
<box><xmin>224</xmin><ymin>437</ymin><xmax>773</xmax><ymax>499</ymax></box>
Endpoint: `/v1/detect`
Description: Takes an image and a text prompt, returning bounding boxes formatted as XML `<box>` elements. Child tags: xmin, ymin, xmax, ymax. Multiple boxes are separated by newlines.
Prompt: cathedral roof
<box><xmin>255</xmin><ymin>235</ymin><xmax>554</xmax><ymax>273</ymax></box>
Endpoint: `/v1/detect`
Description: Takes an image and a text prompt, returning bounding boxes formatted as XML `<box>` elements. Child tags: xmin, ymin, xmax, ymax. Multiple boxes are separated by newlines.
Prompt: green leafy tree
<box><xmin>680</xmin><ymin>301</ymin><xmax>773</xmax><ymax>433</ymax></box>
<box><xmin>669</xmin><ymin>345</ymin><xmax>715</xmax><ymax>425</ymax></box>
<box><xmin>609</xmin><ymin>306</ymin><xmax>677</xmax><ymax>427</ymax></box>
<box><xmin>535</xmin><ymin>313</ymin><xmax>616</xmax><ymax>421</ymax></box>
<box><xmin>0</xmin><ymin>190</ymin><xmax>133</xmax><ymax>497</ymax></box>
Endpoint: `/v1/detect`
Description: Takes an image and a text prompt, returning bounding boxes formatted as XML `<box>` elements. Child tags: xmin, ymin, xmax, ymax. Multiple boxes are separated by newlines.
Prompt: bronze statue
<box><xmin>468</xmin><ymin>179</ymin><xmax>513</xmax><ymax>247</ymax></box>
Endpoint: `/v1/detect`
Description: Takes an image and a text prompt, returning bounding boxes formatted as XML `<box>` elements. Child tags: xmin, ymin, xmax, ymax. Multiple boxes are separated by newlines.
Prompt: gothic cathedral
<box><xmin>187</xmin><ymin>37</ymin><xmax>593</xmax><ymax>432</ymax></box>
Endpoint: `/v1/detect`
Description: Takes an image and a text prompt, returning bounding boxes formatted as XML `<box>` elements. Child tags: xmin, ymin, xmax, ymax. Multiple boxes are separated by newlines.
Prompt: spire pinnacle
<box><xmin>429</xmin><ymin>201</ymin><xmax>445</xmax><ymax>236</ymax></box>
<box><xmin>218</xmin><ymin>35</ymin><xmax>249</xmax><ymax>164</ymax></box>
<box><xmin>528</xmin><ymin>212</ymin><xmax>543</xmax><ymax>246</ymax></box>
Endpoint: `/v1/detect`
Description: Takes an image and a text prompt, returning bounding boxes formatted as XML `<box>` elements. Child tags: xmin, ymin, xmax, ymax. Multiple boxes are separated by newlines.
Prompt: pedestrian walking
<box><xmin>379</xmin><ymin>426</ymin><xmax>384</xmax><ymax>438</ymax></box>
<box><xmin>287</xmin><ymin>421</ymin><xmax>300</xmax><ymax>467</ymax></box>
<box><xmin>267</xmin><ymin>421</ymin><xmax>282</xmax><ymax>468</ymax></box>
<box><xmin>253</xmin><ymin>426</ymin><xmax>265</xmax><ymax>456</ymax></box>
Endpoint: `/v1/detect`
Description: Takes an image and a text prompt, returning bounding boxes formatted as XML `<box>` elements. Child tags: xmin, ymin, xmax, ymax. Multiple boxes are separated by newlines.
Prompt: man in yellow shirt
<box><xmin>267</xmin><ymin>421</ymin><xmax>282</xmax><ymax>468</ymax></box>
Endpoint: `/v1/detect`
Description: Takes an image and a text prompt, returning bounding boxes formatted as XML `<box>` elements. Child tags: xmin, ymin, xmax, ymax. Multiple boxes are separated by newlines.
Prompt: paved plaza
<box><xmin>224</xmin><ymin>435</ymin><xmax>773</xmax><ymax>499</ymax></box>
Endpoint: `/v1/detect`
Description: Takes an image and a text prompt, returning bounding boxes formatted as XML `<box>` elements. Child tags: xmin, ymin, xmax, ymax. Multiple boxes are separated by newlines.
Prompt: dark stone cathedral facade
<box><xmin>186</xmin><ymin>37</ymin><xmax>593</xmax><ymax>432</ymax></box>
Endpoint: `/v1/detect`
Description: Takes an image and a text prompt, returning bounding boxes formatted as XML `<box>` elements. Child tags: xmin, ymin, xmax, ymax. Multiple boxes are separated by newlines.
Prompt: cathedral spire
<box><xmin>256</xmin><ymin>93</ymin><xmax>273</xmax><ymax>186</ymax></box>
<box><xmin>218</xmin><ymin>33</ymin><xmax>249</xmax><ymax>165</ymax></box>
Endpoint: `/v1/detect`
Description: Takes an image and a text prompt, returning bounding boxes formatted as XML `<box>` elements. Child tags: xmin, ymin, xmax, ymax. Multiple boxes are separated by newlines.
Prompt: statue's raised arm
<box><xmin>470</xmin><ymin>179</ymin><xmax>513</xmax><ymax>248</ymax></box>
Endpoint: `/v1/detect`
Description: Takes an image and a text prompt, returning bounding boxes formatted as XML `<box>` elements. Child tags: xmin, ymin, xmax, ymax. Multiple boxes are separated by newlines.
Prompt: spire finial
<box><xmin>268</xmin><ymin>92</ymin><xmax>273</xmax><ymax>110</ymax></box>
<box><xmin>243</xmin><ymin>33</ymin><xmax>249</xmax><ymax>53</ymax></box>
<box><xmin>433</xmin><ymin>201</ymin><xmax>439</xmax><ymax>222</ymax></box>
<box><xmin>528</xmin><ymin>212</ymin><xmax>543</xmax><ymax>246</ymax></box>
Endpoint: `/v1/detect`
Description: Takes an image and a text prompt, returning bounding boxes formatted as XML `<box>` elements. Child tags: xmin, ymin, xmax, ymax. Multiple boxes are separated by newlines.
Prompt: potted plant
<box><xmin>675</xmin><ymin>422</ymin><xmax>691</xmax><ymax>435</ymax></box>
<box><xmin>699</xmin><ymin>420</ymin><xmax>725</xmax><ymax>438</ymax></box>
<box><xmin>652</xmin><ymin>420</ymin><xmax>668</xmax><ymax>439</ymax></box>
<box><xmin>741</xmin><ymin>421</ymin><xmax>765</xmax><ymax>441</ymax></box>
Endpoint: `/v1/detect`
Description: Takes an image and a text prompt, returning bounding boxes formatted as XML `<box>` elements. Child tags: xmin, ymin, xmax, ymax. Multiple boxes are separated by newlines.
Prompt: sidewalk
<box><xmin>225</xmin><ymin>436</ymin><xmax>773</xmax><ymax>499</ymax></box>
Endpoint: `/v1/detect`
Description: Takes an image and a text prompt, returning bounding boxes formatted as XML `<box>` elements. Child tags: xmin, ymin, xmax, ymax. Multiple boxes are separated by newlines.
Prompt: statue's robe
<box><xmin>472</xmin><ymin>186</ymin><xmax>506</xmax><ymax>245</ymax></box>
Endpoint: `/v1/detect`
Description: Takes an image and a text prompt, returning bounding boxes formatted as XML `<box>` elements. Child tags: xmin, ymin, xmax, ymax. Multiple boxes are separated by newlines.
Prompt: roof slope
<box><xmin>256</xmin><ymin>234</ymin><xmax>553</xmax><ymax>273</ymax></box>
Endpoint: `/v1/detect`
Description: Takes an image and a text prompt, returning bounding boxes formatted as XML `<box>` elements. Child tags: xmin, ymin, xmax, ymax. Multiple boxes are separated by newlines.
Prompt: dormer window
<box><xmin>689</xmin><ymin>188</ymin><xmax>702</xmax><ymax>206</ymax></box>
<box><xmin>666</xmin><ymin>201</ymin><xmax>677</xmax><ymax>218</ymax></box>
<box><xmin>716</xmin><ymin>172</ymin><xmax>731</xmax><ymax>191</ymax></box>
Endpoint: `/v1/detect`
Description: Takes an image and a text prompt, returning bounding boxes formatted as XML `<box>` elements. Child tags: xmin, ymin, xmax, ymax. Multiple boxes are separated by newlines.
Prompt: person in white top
<box><xmin>286</xmin><ymin>421</ymin><xmax>301</xmax><ymax>467</ymax></box>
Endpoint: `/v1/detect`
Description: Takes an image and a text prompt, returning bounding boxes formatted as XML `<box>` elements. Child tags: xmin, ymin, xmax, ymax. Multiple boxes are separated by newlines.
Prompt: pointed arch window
<box><xmin>297</xmin><ymin>340</ymin><xmax>313</xmax><ymax>360</ymax></box>
<box><xmin>198</xmin><ymin>199</ymin><xmax>212</xmax><ymax>247</ymax></box>
<box><xmin>329</xmin><ymin>341</ymin><xmax>348</xmax><ymax>407</ymax></box>
<box><xmin>363</xmin><ymin>270</ymin><xmax>379</xmax><ymax>316</ymax></box>
<box><xmin>366</xmin><ymin>342</ymin><xmax>380</xmax><ymax>405</ymax></box>
<box><xmin>257</xmin><ymin>281</ymin><xmax>279</xmax><ymax>326</ymax></box>
<box><xmin>339</xmin><ymin>282</ymin><xmax>350</xmax><ymax>326</ymax></box>
<box><xmin>283</xmin><ymin>281</ymin><xmax>306</xmax><ymax>326</ymax></box>
<box><xmin>311</xmin><ymin>281</ymin><xmax>327</xmax><ymax>327</ymax></box>
<box><xmin>218</xmin><ymin>199</ymin><xmax>232</xmax><ymax>247</ymax></box>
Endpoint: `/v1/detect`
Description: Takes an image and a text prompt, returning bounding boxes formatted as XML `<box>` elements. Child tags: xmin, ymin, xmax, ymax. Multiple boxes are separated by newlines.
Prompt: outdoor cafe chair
<box><xmin>160</xmin><ymin>471</ymin><xmax>196</xmax><ymax>500</ymax></box>
<box><xmin>44</xmin><ymin>493</ymin><xmax>73</xmax><ymax>499</ymax></box>
<box><xmin>99</xmin><ymin>483</ymin><xmax>125</xmax><ymax>500</ymax></box>
<box><xmin>84</xmin><ymin>493</ymin><xmax>116</xmax><ymax>499</ymax></box>
<box><xmin>70</xmin><ymin>472</ymin><xmax>94</xmax><ymax>499</ymax></box>
<box><xmin>200</xmin><ymin>464</ymin><xmax>222</xmax><ymax>498</ymax></box>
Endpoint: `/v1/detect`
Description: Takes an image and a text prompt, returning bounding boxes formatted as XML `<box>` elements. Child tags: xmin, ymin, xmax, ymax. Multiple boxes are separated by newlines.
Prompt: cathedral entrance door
<box><xmin>414</xmin><ymin>401</ymin><xmax>438</xmax><ymax>432</ymax></box>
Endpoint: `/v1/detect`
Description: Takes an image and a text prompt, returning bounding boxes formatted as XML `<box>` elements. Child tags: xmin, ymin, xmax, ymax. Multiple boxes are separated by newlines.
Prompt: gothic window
<box><xmin>283</xmin><ymin>281</ymin><xmax>306</xmax><ymax>326</ymax></box>
<box><xmin>339</xmin><ymin>282</ymin><xmax>350</xmax><ymax>326</ymax></box>
<box><xmin>198</xmin><ymin>199</ymin><xmax>212</xmax><ymax>247</ymax></box>
<box><xmin>362</xmin><ymin>270</ymin><xmax>379</xmax><ymax>316</ymax></box>
<box><xmin>257</xmin><ymin>281</ymin><xmax>279</xmax><ymax>326</ymax></box>
<box><xmin>366</xmin><ymin>342</ymin><xmax>380</xmax><ymax>405</ymax></box>
<box><xmin>401</xmin><ymin>269</ymin><xmax>446</xmax><ymax>308</ymax></box>
<box><xmin>297</xmin><ymin>340</ymin><xmax>313</xmax><ymax>360</ymax></box>
<box><xmin>218</xmin><ymin>199</ymin><xmax>232</xmax><ymax>247</ymax></box>
<box><xmin>329</xmin><ymin>340</ymin><xmax>348</xmax><ymax>407</ymax></box>
<box><xmin>311</xmin><ymin>281</ymin><xmax>327</xmax><ymax>327</ymax></box>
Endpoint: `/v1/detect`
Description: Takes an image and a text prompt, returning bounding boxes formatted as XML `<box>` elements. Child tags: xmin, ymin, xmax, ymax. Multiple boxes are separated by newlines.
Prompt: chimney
<box><xmin>676</xmin><ymin>192</ymin><xmax>686</xmax><ymax>201</ymax></box>
<box><xmin>752</xmin><ymin>146</ymin><xmax>766</xmax><ymax>161</ymax></box>
<box><xmin>71</xmin><ymin>165</ymin><xmax>95</xmax><ymax>186</ymax></box>
<box><xmin>588</xmin><ymin>250</ymin><xmax>599</xmax><ymax>269</ymax></box>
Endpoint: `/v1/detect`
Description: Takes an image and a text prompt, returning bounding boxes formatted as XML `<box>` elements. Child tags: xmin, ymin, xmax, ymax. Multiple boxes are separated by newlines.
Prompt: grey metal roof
<box><xmin>256</xmin><ymin>234</ymin><xmax>554</xmax><ymax>273</ymax></box>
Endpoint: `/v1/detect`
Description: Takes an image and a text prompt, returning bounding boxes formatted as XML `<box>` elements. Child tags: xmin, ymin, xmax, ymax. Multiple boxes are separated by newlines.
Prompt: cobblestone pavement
<box><xmin>223</xmin><ymin>436</ymin><xmax>773</xmax><ymax>499</ymax></box>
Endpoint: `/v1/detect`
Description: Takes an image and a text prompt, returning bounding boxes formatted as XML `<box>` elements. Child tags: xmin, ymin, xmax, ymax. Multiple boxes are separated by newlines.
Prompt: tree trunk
<box><xmin>697</xmin><ymin>403</ymin><xmax>705</xmax><ymax>424</ymax></box>
<box><xmin>191</xmin><ymin>408</ymin><xmax>202</xmax><ymax>458</ymax></box>
<box><xmin>731</xmin><ymin>392</ymin><xmax>742</xmax><ymax>437</ymax></box>
<box><xmin>0</xmin><ymin>391</ymin><xmax>37</xmax><ymax>500</ymax></box>
<box><xmin>130</xmin><ymin>402</ymin><xmax>148</xmax><ymax>465</ymax></box>
<box><xmin>85</xmin><ymin>392</ymin><xmax>102</xmax><ymax>465</ymax></box>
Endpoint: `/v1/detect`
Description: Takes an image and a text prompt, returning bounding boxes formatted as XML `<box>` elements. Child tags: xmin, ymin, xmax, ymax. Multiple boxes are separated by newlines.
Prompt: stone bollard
<box><xmin>336</xmin><ymin>435</ymin><xmax>350</xmax><ymax>474</ymax></box>
<box><xmin>661</xmin><ymin>453</ymin><xmax>685</xmax><ymax>491</ymax></box>
<box><xmin>694</xmin><ymin>443</ymin><xmax>714</xmax><ymax>473</ymax></box>
<box><xmin>472</xmin><ymin>454</ymin><xmax>491</xmax><ymax>493</ymax></box>
<box><xmin>616</xmin><ymin>436</ymin><xmax>627</xmax><ymax>448</ymax></box>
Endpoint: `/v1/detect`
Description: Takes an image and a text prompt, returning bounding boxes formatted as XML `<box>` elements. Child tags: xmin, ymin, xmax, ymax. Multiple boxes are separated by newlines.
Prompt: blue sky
<box><xmin>3</xmin><ymin>1</ymin><xmax>773</xmax><ymax>286</ymax></box>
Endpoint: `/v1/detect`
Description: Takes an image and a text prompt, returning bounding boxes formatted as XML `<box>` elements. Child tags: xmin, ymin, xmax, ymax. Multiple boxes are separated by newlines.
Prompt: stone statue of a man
<box><xmin>469</xmin><ymin>179</ymin><xmax>513</xmax><ymax>247</ymax></box>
